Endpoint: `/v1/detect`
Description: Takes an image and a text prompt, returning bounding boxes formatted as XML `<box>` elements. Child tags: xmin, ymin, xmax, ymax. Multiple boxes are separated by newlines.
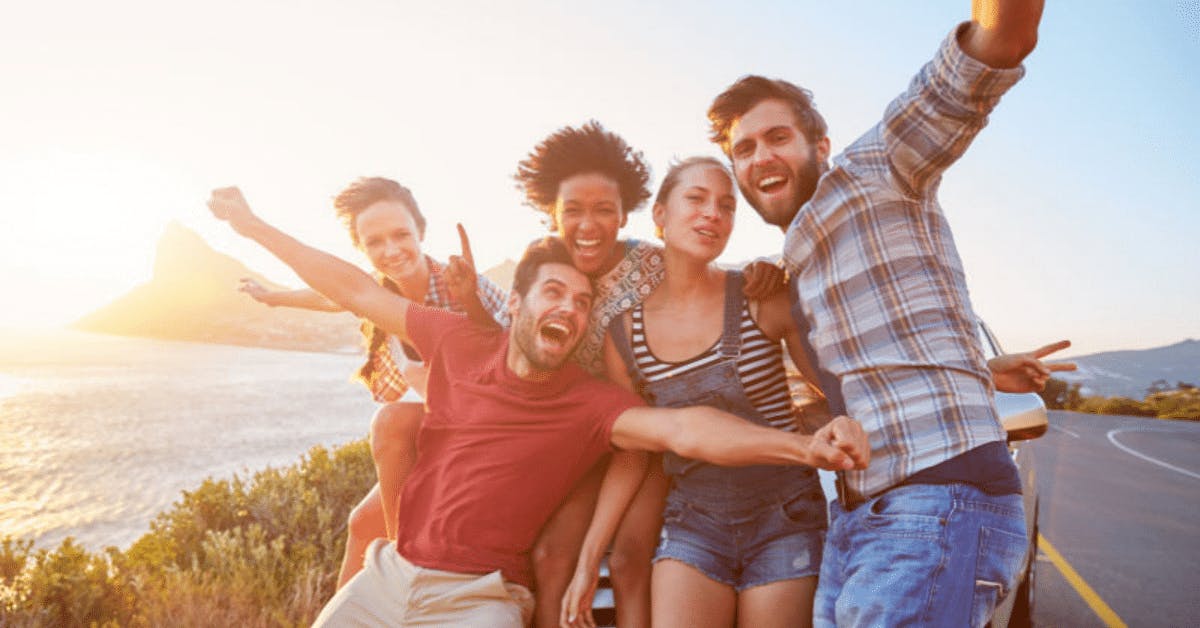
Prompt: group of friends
<box><xmin>207</xmin><ymin>2</ymin><xmax>1075</xmax><ymax>626</ymax></box>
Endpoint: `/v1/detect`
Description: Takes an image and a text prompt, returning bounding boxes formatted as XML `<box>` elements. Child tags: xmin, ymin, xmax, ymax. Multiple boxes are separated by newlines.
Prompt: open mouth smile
<box><xmin>539</xmin><ymin>319</ymin><xmax>575</xmax><ymax>347</ymax></box>
<box><xmin>757</xmin><ymin>175</ymin><xmax>787</xmax><ymax>194</ymax></box>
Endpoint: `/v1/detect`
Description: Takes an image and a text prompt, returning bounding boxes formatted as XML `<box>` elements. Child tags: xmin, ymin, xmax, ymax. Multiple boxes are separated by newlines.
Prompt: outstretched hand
<box><xmin>559</xmin><ymin>566</ymin><xmax>599</xmax><ymax>628</ymax></box>
<box><xmin>238</xmin><ymin>277</ymin><xmax>270</xmax><ymax>303</ymax></box>
<box><xmin>988</xmin><ymin>339</ymin><xmax>1077</xmax><ymax>393</ymax></box>
<box><xmin>807</xmin><ymin>415</ymin><xmax>870</xmax><ymax>471</ymax></box>
<box><xmin>207</xmin><ymin>186</ymin><xmax>259</xmax><ymax>236</ymax></box>
<box><xmin>445</xmin><ymin>223</ymin><xmax>479</xmax><ymax>304</ymax></box>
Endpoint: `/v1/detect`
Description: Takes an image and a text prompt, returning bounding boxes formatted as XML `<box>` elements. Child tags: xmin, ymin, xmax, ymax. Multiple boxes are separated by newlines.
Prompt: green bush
<box><xmin>1</xmin><ymin>440</ymin><xmax>374</xmax><ymax>627</ymax></box>
<box><xmin>1145</xmin><ymin>389</ymin><xmax>1200</xmax><ymax>420</ymax></box>
<box><xmin>1095</xmin><ymin>397</ymin><xmax>1156</xmax><ymax>417</ymax></box>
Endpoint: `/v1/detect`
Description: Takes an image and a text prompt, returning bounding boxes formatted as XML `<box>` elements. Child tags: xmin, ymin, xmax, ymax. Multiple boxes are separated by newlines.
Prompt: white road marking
<box><xmin>1107</xmin><ymin>428</ymin><xmax>1200</xmax><ymax>480</ymax></box>
<box><xmin>1051</xmin><ymin>424</ymin><xmax>1080</xmax><ymax>438</ymax></box>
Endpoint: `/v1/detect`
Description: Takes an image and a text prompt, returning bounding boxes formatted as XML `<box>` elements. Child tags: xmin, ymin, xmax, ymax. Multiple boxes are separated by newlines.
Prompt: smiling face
<box><xmin>353</xmin><ymin>200</ymin><xmax>425</xmax><ymax>284</ymax></box>
<box><xmin>508</xmin><ymin>262</ymin><xmax>594</xmax><ymax>375</ymax></box>
<box><xmin>654</xmin><ymin>163</ymin><xmax>737</xmax><ymax>263</ymax></box>
<box><xmin>728</xmin><ymin>99</ymin><xmax>829</xmax><ymax>229</ymax></box>
<box><xmin>552</xmin><ymin>172</ymin><xmax>627</xmax><ymax>278</ymax></box>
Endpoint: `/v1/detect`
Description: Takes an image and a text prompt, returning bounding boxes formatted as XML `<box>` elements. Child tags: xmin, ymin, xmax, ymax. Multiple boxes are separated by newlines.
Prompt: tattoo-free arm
<box><xmin>560</xmin><ymin>449</ymin><xmax>648</xmax><ymax>628</ymax></box>
<box><xmin>208</xmin><ymin>187</ymin><xmax>413</xmax><ymax>342</ymax></box>
<box><xmin>238</xmin><ymin>278</ymin><xmax>344</xmax><ymax>312</ymax></box>
<box><xmin>960</xmin><ymin>0</ymin><xmax>1043</xmax><ymax>68</ymax></box>
<box><xmin>610</xmin><ymin>404</ymin><xmax>868</xmax><ymax>470</ymax></box>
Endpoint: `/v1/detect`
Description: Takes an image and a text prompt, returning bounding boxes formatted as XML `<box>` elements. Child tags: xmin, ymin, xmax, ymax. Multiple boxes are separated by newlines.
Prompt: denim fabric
<box><xmin>611</xmin><ymin>271</ymin><xmax>826</xmax><ymax>589</ymax></box>
<box><xmin>656</xmin><ymin>485</ymin><xmax>826</xmax><ymax>589</ymax></box>
<box><xmin>813</xmin><ymin>483</ymin><xmax>1026</xmax><ymax>627</ymax></box>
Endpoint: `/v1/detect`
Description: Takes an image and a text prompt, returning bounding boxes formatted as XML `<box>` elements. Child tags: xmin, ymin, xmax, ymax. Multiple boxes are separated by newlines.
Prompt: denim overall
<box><xmin>609</xmin><ymin>271</ymin><xmax>827</xmax><ymax>589</ymax></box>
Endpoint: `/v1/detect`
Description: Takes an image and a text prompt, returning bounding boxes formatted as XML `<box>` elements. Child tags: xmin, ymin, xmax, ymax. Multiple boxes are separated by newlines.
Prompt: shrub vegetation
<box><xmin>1</xmin><ymin>440</ymin><xmax>374</xmax><ymax>627</ymax></box>
<box><xmin>1039</xmin><ymin>379</ymin><xmax>1200</xmax><ymax>420</ymax></box>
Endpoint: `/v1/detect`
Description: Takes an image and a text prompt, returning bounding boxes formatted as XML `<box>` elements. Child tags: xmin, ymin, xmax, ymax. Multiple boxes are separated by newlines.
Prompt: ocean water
<box><xmin>0</xmin><ymin>329</ymin><xmax>378</xmax><ymax>550</ymax></box>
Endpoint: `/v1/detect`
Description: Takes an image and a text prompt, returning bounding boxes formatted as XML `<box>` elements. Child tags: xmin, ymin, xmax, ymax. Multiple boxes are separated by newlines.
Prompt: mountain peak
<box><xmin>76</xmin><ymin>223</ymin><xmax>360</xmax><ymax>353</ymax></box>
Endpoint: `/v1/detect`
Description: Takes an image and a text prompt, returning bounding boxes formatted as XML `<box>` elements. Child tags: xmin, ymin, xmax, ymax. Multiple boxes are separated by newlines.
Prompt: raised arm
<box><xmin>960</xmin><ymin>0</ymin><xmax>1043</xmax><ymax>69</ymax></box>
<box><xmin>445</xmin><ymin>224</ymin><xmax>503</xmax><ymax>330</ymax></box>
<box><xmin>208</xmin><ymin>187</ymin><xmax>412</xmax><ymax>342</ymax></box>
<box><xmin>238</xmin><ymin>278</ymin><xmax>344</xmax><ymax>312</ymax></box>
<box><xmin>877</xmin><ymin>0</ymin><xmax>1041</xmax><ymax>197</ymax></box>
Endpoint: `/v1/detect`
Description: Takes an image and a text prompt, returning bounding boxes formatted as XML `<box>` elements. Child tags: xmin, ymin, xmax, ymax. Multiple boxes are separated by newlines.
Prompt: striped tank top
<box><xmin>629</xmin><ymin>301</ymin><xmax>799</xmax><ymax>432</ymax></box>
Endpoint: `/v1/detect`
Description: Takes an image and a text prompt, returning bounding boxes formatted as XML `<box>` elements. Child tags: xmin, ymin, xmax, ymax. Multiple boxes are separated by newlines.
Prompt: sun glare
<box><xmin>0</xmin><ymin>151</ymin><xmax>196</xmax><ymax>328</ymax></box>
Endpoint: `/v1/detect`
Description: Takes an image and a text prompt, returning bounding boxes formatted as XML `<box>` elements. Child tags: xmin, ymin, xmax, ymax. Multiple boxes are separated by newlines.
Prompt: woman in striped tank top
<box><xmin>562</xmin><ymin>157</ymin><xmax>830</xmax><ymax>628</ymax></box>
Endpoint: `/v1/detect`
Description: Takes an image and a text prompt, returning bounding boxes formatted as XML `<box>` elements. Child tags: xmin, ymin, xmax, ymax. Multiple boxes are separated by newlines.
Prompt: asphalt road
<box><xmin>1026</xmin><ymin>411</ymin><xmax>1200</xmax><ymax>627</ymax></box>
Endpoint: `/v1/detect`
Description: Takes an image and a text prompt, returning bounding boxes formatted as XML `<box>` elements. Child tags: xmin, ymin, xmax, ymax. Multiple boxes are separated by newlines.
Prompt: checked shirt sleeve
<box><xmin>476</xmin><ymin>274</ymin><xmax>511</xmax><ymax>328</ymax></box>
<box><xmin>881</xmin><ymin>24</ymin><xmax>1025</xmax><ymax>197</ymax></box>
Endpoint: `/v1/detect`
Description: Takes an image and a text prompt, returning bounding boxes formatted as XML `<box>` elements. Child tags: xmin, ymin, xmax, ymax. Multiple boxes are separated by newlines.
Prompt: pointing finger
<box><xmin>457</xmin><ymin>223</ymin><xmax>475</xmax><ymax>267</ymax></box>
<box><xmin>1048</xmin><ymin>362</ymin><xmax>1078</xmax><ymax>372</ymax></box>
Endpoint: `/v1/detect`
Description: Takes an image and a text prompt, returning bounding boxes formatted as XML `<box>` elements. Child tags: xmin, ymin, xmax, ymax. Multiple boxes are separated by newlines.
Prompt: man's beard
<box><xmin>744</xmin><ymin>149</ymin><xmax>823</xmax><ymax>228</ymax></box>
<box><xmin>512</xmin><ymin>302</ymin><xmax>576</xmax><ymax>372</ymax></box>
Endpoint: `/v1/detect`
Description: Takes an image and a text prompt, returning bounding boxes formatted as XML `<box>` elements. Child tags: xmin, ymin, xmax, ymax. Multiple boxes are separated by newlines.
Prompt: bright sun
<box><xmin>0</xmin><ymin>151</ymin><xmax>197</xmax><ymax>328</ymax></box>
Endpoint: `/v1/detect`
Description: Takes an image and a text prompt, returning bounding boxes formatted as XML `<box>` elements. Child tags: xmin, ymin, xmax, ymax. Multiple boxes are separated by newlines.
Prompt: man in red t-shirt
<box><xmin>209</xmin><ymin>186</ymin><xmax>869</xmax><ymax>627</ymax></box>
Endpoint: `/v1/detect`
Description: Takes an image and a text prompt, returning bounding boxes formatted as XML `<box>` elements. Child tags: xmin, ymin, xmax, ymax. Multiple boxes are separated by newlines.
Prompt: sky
<box><xmin>0</xmin><ymin>0</ymin><xmax>1196</xmax><ymax>358</ymax></box>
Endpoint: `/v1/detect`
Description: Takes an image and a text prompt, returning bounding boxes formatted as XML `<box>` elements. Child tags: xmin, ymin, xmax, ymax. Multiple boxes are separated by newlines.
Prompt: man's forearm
<box><xmin>612</xmin><ymin>406</ymin><xmax>865</xmax><ymax>470</ymax></box>
<box><xmin>669</xmin><ymin>406</ymin><xmax>812</xmax><ymax>467</ymax></box>
<box><xmin>963</xmin><ymin>0</ymin><xmax>1043</xmax><ymax>68</ymax></box>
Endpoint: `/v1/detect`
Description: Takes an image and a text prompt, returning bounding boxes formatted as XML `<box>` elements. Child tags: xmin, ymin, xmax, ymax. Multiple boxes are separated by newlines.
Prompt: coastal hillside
<box><xmin>74</xmin><ymin>222</ymin><xmax>362</xmax><ymax>353</ymax></box>
<box><xmin>75</xmin><ymin>223</ymin><xmax>521</xmax><ymax>354</ymax></box>
<box><xmin>1055</xmin><ymin>339</ymin><xmax>1200</xmax><ymax>398</ymax></box>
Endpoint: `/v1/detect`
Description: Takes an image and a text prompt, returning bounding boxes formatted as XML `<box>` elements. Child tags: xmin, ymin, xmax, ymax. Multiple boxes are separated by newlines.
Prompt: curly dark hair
<box><xmin>514</xmin><ymin>121</ymin><xmax>651</xmax><ymax>230</ymax></box>
<box><xmin>333</xmin><ymin>177</ymin><xmax>426</xmax><ymax>248</ymax></box>
<box><xmin>707</xmin><ymin>76</ymin><xmax>828</xmax><ymax>157</ymax></box>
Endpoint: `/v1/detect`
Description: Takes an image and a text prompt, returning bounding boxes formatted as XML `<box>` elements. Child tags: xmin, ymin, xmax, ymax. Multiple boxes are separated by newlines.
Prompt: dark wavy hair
<box><xmin>511</xmin><ymin>237</ymin><xmax>583</xmax><ymax>297</ymax></box>
<box><xmin>707</xmin><ymin>76</ymin><xmax>828</xmax><ymax>157</ymax></box>
<box><xmin>514</xmin><ymin>121</ymin><xmax>651</xmax><ymax>230</ymax></box>
<box><xmin>333</xmin><ymin>177</ymin><xmax>426</xmax><ymax>248</ymax></box>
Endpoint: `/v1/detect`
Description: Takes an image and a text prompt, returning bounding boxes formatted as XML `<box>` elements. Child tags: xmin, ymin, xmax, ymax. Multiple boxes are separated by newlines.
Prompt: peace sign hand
<box><xmin>988</xmin><ymin>339</ymin><xmax>1078</xmax><ymax>394</ymax></box>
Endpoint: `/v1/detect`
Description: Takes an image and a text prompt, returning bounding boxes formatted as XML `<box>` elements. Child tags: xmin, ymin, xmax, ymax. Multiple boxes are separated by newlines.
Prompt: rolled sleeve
<box><xmin>882</xmin><ymin>23</ymin><xmax>1026</xmax><ymax>196</ymax></box>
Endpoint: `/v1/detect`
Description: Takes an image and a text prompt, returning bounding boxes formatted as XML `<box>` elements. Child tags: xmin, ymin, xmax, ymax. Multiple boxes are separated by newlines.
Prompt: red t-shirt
<box><xmin>394</xmin><ymin>305</ymin><xmax>644</xmax><ymax>588</ymax></box>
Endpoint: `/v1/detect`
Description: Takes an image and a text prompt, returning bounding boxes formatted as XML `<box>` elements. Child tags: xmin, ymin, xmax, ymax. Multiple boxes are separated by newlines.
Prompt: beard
<box><xmin>742</xmin><ymin>148</ymin><xmax>823</xmax><ymax>229</ymax></box>
<box><xmin>511</xmin><ymin>301</ymin><xmax>576</xmax><ymax>373</ymax></box>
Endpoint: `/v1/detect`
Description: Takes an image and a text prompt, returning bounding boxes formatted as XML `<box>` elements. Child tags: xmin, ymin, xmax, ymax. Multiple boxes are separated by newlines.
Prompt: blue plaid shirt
<box><xmin>783</xmin><ymin>26</ymin><xmax>1025</xmax><ymax>498</ymax></box>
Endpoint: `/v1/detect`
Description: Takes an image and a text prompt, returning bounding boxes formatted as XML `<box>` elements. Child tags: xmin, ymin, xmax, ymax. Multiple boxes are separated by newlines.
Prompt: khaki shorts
<box><xmin>312</xmin><ymin>539</ymin><xmax>534</xmax><ymax>627</ymax></box>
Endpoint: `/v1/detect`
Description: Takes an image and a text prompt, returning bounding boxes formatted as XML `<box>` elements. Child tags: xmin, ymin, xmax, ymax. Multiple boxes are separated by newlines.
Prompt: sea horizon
<box><xmin>0</xmin><ymin>329</ymin><xmax>378</xmax><ymax>550</ymax></box>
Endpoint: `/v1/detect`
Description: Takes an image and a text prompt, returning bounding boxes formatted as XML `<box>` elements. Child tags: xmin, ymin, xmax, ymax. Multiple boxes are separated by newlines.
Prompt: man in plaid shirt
<box><xmin>708</xmin><ymin>0</ymin><xmax>1046</xmax><ymax>625</ymax></box>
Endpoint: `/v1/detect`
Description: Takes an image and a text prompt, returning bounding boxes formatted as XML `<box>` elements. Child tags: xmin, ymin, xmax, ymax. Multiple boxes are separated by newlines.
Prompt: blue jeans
<box><xmin>814</xmin><ymin>483</ymin><xmax>1026</xmax><ymax>627</ymax></box>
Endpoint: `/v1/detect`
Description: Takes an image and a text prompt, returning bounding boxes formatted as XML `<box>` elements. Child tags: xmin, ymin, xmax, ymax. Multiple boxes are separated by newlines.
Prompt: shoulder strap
<box><xmin>605</xmin><ymin>311</ymin><xmax>648</xmax><ymax>395</ymax></box>
<box><xmin>719</xmin><ymin>270</ymin><xmax>745</xmax><ymax>358</ymax></box>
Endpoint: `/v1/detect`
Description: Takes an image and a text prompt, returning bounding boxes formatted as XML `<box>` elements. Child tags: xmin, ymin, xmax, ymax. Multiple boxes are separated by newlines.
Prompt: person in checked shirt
<box><xmin>707</xmin><ymin>1</ymin><xmax>1057</xmax><ymax>625</ymax></box>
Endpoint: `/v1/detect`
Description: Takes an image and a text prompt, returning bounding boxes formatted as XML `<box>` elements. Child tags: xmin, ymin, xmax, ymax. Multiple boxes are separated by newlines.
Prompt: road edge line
<box><xmin>1106</xmin><ymin>429</ymin><xmax>1200</xmax><ymax>480</ymax></box>
<box><xmin>1038</xmin><ymin>533</ymin><xmax>1127</xmax><ymax>628</ymax></box>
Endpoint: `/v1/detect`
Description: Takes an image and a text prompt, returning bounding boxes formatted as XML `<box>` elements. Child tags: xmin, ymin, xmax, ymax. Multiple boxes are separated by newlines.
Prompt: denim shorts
<box><xmin>653</xmin><ymin>488</ymin><xmax>827</xmax><ymax>591</ymax></box>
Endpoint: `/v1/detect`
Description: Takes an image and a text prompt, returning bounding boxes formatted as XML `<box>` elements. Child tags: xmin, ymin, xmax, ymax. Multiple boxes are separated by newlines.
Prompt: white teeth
<box><xmin>575</xmin><ymin>239</ymin><xmax>600</xmax><ymax>247</ymax></box>
<box><xmin>696</xmin><ymin>229</ymin><xmax>717</xmax><ymax>238</ymax></box>
<box><xmin>545</xmin><ymin>322</ymin><xmax>569</xmax><ymax>334</ymax></box>
<box><xmin>758</xmin><ymin>175</ymin><xmax>785</xmax><ymax>190</ymax></box>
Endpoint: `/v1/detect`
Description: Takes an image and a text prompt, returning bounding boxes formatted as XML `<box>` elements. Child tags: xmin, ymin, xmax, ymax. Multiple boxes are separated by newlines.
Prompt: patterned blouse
<box><xmin>573</xmin><ymin>239</ymin><xmax>665</xmax><ymax>377</ymax></box>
